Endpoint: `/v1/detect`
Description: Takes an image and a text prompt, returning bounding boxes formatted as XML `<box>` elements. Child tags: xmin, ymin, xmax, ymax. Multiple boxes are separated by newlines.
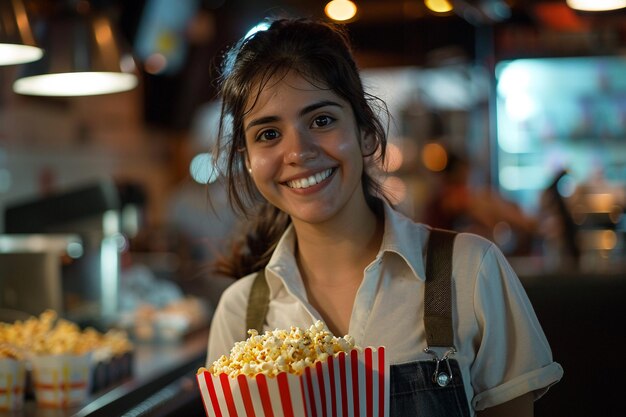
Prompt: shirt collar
<box><xmin>378</xmin><ymin>201</ymin><xmax>428</xmax><ymax>281</ymax></box>
<box><xmin>265</xmin><ymin>202</ymin><xmax>429</xmax><ymax>298</ymax></box>
<box><xmin>265</xmin><ymin>223</ymin><xmax>306</xmax><ymax>300</ymax></box>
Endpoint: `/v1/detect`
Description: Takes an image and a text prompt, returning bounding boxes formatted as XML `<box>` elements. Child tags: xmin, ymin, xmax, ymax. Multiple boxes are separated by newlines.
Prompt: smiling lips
<box><xmin>285</xmin><ymin>168</ymin><xmax>335</xmax><ymax>189</ymax></box>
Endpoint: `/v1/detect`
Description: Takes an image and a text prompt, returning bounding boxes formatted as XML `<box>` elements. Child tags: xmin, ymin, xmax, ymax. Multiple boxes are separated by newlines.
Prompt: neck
<box><xmin>292</xmin><ymin>200</ymin><xmax>383</xmax><ymax>286</ymax></box>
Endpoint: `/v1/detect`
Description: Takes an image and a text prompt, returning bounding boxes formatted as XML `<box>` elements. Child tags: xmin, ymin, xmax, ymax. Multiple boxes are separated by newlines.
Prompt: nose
<box><xmin>283</xmin><ymin>128</ymin><xmax>318</xmax><ymax>164</ymax></box>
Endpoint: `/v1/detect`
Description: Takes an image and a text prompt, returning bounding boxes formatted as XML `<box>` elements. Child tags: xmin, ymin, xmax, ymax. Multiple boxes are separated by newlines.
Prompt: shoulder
<box><xmin>451</xmin><ymin>231</ymin><xmax>501</xmax><ymax>271</ymax></box>
<box><xmin>453</xmin><ymin>231</ymin><xmax>496</xmax><ymax>254</ymax></box>
<box><xmin>451</xmin><ymin>232</ymin><xmax>532</xmax><ymax>319</ymax></box>
<box><xmin>217</xmin><ymin>272</ymin><xmax>258</xmax><ymax>311</ymax></box>
<box><xmin>449</xmin><ymin>231</ymin><xmax>519</xmax><ymax>303</ymax></box>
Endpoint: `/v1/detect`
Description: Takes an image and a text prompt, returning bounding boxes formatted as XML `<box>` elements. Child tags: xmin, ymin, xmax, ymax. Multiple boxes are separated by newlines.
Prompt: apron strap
<box><xmin>424</xmin><ymin>228</ymin><xmax>457</xmax><ymax>348</ymax></box>
<box><xmin>246</xmin><ymin>268</ymin><xmax>270</xmax><ymax>338</ymax></box>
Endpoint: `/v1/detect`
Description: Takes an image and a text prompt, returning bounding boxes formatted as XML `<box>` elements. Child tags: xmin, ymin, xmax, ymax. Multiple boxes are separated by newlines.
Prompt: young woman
<box><xmin>206</xmin><ymin>18</ymin><xmax>562</xmax><ymax>417</ymax></box>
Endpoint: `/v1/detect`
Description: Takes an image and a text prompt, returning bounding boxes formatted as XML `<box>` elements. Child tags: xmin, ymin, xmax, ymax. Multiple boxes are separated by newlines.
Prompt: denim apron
<box><xmin>390</xmin><ymin>360</ymin><xmax>470</xmax><ymax>416</ymax></box>
<box><xmin>246</xmin><ymin>229</ymin><xmax>471</xmax><ymax>417</ymax></box>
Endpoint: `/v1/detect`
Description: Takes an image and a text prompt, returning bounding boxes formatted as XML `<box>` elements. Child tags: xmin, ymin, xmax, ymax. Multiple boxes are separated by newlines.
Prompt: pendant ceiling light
<box><xmin>325</xmin><ymin>0</ymin><xmax>358</xmax><ymax>22</ymax></box>
<box><xmin>0</xmin><ymin>0</ymin><xmax>44</xmax><ymax>65</ymax></box>
<box><xmin>13</xmin><ymin>0</ymin><xmax>138</xmax><ymax>97</ymax></box>
<box><xmin>566</xmin><ymin>0</ymin><xmax>626</xmax><ymax>11</ymax></box>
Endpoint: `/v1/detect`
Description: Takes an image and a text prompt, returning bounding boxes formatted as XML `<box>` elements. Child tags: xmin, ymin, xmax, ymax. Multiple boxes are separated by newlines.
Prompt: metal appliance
<box><xmin>2</xmin><ymin>180</ymin><xmax>122</xmax><ymax>327</ymax></box>
<box><xmin>0</xmin><ymin>234</ymin><xmax>82</xmax><ymax>317</ymax></box>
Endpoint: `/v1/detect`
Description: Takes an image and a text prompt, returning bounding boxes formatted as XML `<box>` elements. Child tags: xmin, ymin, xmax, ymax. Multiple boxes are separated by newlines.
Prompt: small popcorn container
<box><xmin>197</xmin><ymin>347</ymin><xmax>389</xmax><ymax>417</ymax></box>
<box><xmin>0</xmin><ymin>358</ymin><xmax>26</xmax><ymax>411</ymax></box>
<box><xmin>30</xmin><ymin>352</ymin><xmax>93</xmax><ymax>408</ymax></box>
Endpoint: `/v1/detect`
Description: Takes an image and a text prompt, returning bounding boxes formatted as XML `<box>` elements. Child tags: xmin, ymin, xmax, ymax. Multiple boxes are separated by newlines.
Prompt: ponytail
<box><xmin>212</xmin><ymin>203</ymin><xmax>291</xmax><ymax>278</ymax></box>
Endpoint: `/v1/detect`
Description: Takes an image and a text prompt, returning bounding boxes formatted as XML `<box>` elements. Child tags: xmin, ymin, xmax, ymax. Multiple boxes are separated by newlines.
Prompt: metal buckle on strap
<box><xmin>424</xmin><ymin>346</ymin><xmax>456</xmax><ymax>387</ymax></box>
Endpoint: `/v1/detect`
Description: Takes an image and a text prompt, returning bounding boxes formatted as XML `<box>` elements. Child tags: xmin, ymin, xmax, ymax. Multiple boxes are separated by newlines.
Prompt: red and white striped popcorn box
<box><xmin>30</xmin><ymin>352</ymin><xmax>93</xmax><ymax>408</ymax></box>
<box><xmin>197</xmin><ymin>347</ymin><xmax>389</xmax><ymax>417</ymax></box>
<box><xmin>0</xmin><ymin>358</ymin><xmax>26</xmax><ymax>411</ymax></box>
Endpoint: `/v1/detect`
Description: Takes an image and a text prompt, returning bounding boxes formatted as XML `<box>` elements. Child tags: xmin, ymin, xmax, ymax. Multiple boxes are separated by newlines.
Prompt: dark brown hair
<box><xmin>212</xmin><ymin>18</ymin><xmax>388</xmax><ymax>278</ymax></box>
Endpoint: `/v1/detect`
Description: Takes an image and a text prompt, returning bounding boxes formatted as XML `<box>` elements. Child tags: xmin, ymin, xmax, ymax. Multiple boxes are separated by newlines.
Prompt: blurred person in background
<box><xmin>423</xmin><ymin>152</ymin><xmax>538</xmax><ymax>255</ymax></box>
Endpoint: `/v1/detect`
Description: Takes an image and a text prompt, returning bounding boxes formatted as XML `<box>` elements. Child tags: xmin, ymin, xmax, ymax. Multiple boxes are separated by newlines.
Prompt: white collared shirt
<box><xmin>207</xmin><ymin>203</ymin><xmax>563</xmax><ymax>413</ymax></box>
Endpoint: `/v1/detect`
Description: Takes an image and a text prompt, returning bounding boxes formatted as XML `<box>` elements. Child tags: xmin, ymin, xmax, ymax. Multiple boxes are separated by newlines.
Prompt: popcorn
<box><xmin>0</xmin><ymin>344</ymin><xmax>24</xmax><ymax>361</ymax></box>
<box><xmin>0</xmin><ymin>310</ymin><xmax>133</xmax><ymax>357</ymax></box>
<box><xmin>209</xmin><ymin>320</ymin><xmax>358</xmax><ymax>378</ymax></box>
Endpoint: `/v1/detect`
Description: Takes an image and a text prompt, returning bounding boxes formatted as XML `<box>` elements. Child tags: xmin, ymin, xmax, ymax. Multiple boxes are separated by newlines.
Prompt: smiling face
<box><xmin>243</xmin><ymin>71</ymin><xmax>372</xmax><ymax>228</ymax></box>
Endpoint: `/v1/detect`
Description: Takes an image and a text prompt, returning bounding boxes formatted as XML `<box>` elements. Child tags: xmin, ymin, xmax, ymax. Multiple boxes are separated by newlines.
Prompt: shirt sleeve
<box><xmin>470</xmin><ymin>243</ymin><xmax>564</xmax><ymax>411</ymax></box>
<box><xmin>206</xmin><ymin>275</ymin><xmax>254</xmax><ymax>366</ymax></box>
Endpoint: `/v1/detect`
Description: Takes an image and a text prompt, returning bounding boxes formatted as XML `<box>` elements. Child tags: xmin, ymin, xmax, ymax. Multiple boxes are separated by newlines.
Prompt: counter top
<box><xmin>7</xmin><ymin>328</ymin><xmax>209</xmax><ymax>417</ymax></box>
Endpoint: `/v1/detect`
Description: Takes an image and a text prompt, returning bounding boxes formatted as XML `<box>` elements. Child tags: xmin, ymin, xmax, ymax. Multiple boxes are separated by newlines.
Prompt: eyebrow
<box><xmin>245</xmin><ymin>100</ymin><xmax>343</xmax><ymax>132</ymax></box>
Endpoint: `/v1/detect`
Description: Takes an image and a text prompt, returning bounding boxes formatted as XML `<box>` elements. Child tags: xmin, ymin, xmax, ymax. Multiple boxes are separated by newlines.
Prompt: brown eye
<box><xmin>258</xmin><ymin>129</ymin><xmax>280</xmax><ymax>141</ymax></box>
<box><xmin>312</xmin><ymin>115</ymin><xmax>335</xmax><ymax>128</ymax></box>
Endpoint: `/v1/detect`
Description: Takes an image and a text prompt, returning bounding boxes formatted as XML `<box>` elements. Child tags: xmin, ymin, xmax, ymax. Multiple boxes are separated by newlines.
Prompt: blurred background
<box><xmin>1</xmin><ymin>1</ymin><xmax>625</xmax><ymax>416</ymax></box>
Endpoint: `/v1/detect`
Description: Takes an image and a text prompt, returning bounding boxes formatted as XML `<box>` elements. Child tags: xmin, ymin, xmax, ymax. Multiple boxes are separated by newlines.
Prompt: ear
<box><xmin>360</xmin><ymin>132</ymin><xmax>376</xmax><ymax>157</ymax></box>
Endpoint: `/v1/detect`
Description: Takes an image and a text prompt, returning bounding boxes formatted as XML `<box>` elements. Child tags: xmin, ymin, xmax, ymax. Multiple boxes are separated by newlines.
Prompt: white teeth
<box><xmin>287</xmin><ymin>168</ymin><xmax>333</xmax><ymax>189</ymax></box>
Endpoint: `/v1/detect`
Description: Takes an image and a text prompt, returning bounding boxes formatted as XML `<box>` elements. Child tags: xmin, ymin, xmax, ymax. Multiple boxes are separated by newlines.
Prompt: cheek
<box><xmin>336</xmin><ymin>139</ymin><xmax>359</xmax><ymax>154</ymax></box>
<box><xmin>249</xmin><ymin>153</ymin><xmax>275</xmax><ymax>181</ymax></box>
<box><xmin>336</xmin><ymin>137</ymin><xmax>365</xmax><ymax>167</ymax></box>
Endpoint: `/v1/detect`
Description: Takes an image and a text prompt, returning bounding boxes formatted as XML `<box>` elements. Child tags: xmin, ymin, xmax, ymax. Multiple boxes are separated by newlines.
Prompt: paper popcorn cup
<box><xmin>30</xmin><ymin>352</ymin><xmax>93</xmax><ymax>408</ymax></box>
<box><xmin>197</xmin><ymin>347</ymin><xmax>389</xmax><ymax>417</ymax></box>
<box><xmin>0</xmin><ymin>358</ymin><xmax>26</xmax><ymax>411</ymax></box>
